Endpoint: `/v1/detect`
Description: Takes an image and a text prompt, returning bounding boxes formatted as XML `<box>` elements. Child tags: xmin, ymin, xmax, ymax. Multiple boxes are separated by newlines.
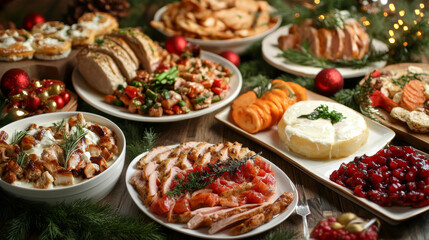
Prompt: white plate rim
<box><xmin>262</xmin><ymin>24</ymin><xmax>388</xmax><ymax>78</ymax></box>
<box><xmin>125</xmin><ymin>144</ymin><xmax>298</xmax><ymax>239</ymax></box>
<box><xmin>72</xmin><ymin>51</ymin><xmax>242</xmax><ymax>122</ymax></box>
<box><xmin>153</xmin><ymin>6</ymin><xmax>282</xmax><ymax>45</ymax></box>
<box><xmin>215</xmin><ymin>92</ymin><xmax>429</xmax><ymax>224</ymax></box>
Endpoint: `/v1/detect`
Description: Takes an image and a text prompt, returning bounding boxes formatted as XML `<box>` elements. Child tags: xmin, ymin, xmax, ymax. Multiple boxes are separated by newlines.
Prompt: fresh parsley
<box><xmin>392</xmin><ymin>72</ymin><xmax>428</xmax><ymax>87</ymax></box>
<box><xmin>299</xmin><ymin>105</ymin><xmax>345</xmax><ymax>124</ymax></box>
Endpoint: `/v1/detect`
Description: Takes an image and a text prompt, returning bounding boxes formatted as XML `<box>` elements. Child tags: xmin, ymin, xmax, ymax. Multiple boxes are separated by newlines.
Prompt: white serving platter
<box><xmin>125</xmin><ymin>144</ymin><xmax>298</xmax><ymax>239</ymax></box>
<box><xmin>72</xmin><ymin>51</ymin><xmax>242</xmax><ymax>122</ymax></box>
<box><xmin>215</xmin><ymin>90</ymin><xmax>429</xmax><ymax>224</ymax></box>
<box><xmin>262</xmin><ymin>25</ymin><xmax>388</xmax><ymax>78</ymax></box>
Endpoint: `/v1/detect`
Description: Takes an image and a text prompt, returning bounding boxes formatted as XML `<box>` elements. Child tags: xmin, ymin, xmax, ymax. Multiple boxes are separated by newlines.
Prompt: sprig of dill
<box><xmin>167</xmin><ymin>153</ymin><xmax>259</xmax><ymax>197</ymax></box>
<box><xmin>15</xmin><ymin>152</ymin><xmax>28</xmax><ymax>168</ymax></box>
<box><xmin>60</xmin><ymin>124</ymin><xmax>88</xmax><ymax>168</ymax></box>
<box><xmin>11</xmin><ymin>129</ymin><xmax>28</xmax><ymax>145</ymax></box>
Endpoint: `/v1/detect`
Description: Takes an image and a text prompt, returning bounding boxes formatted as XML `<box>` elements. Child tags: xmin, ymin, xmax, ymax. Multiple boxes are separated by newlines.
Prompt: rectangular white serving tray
<box><xmin>215</xmin><ymin>90</ymin><xmax>429</xmax><ymax>224</ymax></box>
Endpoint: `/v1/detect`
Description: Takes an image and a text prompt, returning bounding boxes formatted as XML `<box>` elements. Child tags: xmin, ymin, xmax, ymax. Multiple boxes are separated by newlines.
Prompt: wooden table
<box><xmin>99</xmin><ymin>108</ymin><xmax>429</xmax><ymax>240</ymax></box>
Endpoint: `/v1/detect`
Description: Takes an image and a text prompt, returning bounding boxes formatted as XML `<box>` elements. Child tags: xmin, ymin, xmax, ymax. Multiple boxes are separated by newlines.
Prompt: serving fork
<box><xmin>296</xmin><ymin>184</ymin><xmax>311</xmax><ymax>240</ymax></box>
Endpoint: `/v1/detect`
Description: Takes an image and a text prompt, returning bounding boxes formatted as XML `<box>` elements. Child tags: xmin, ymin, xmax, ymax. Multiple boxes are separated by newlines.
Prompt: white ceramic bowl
<box><xmin>153</xmin><ymin>6</ymin><xmax>281</xmax><ymax>54</ymax></box>
<box><xmin>0</xmin><ymin>112</ymin><xmax>126</xmax><ymax>204</ymax></box>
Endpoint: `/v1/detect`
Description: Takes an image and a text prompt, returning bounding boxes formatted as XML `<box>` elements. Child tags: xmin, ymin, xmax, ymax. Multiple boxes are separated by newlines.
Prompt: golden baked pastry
<box><xmin>33</xmin><ymin>34</ymin><xmax>72</xmax><ymax>60</ymax></box>
<box><xmin>78</xmin><ymin>12</ymin><xmax>119</xmax><ymax>37</ymax></box>
<box><xmin>31</xmin><ymin>21</ymin><xmax>70</xmax><ymax>40</ymax></box>
<box><xmin>68</xmin><ymin>23</ymin><xmax>96</xmax><ymax>47</ymax></box>
<box><xmin>0</xmin><ymin>29</ymin><xmax>35</xmax><ymax>61</ymax></box>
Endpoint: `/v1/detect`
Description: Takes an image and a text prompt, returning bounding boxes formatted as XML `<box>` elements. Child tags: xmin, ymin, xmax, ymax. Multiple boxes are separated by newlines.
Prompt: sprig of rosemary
<box><xmin>16</xmin><ymin>152</ymin><xmax>28</xmax><ymax>168</ymax></box>
<box><xmin>60</xmin><ymin>124</ymin><xmax>88</xmax><ymax>168</ymax></box>
<box><xmin>11</xmin><ymin>129</ymin><xmax>28</xmax><ymax>145</ymax></box>
<box><xmin>392</xmin><ymin>72</ymin><xmax>428</xmax><ymax>87</ymax></box>
<box><xmin>53</xmin><ymin>119</ymin><xmax>65</xmax><ymax>133</ymax></box>
<box><xmin>299</xmin><ymin>105</ymin><xmax>345</xmax><ymax>124</ymax></box>
<box><xmin>244</xmin><ymin>74</ymin><xmax>272</xmax><ymax>98</ymax></box>
<box><xmin>314</xmin><ymin>9</ymin><xmax>347</xmax><ymax>29</ymax></box>
<box><xmin>167</xmin><ymin>153</ymin><xmax>259</xmax><ymax>197</ymax></box>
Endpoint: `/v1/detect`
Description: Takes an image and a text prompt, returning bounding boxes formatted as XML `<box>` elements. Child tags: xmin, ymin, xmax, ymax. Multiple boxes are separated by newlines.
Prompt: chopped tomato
<box><xmin>252</xmin><ymin>181</ymin><xmax>271</xmax><ymax>195</ymax></box>
<box><xmin>189</xmin><ymin>193</ymin><xmax>219</xmax><ymax>210</ymax></box>
<box><xmin>372</xmin><ymin>71</ymin><xmax>381</xmax><ymax>78</ymax></box>
<box><xmin>173</xmin><ymin>105</ymin><xmax>184</xmax><ymax>114</ymax></box>
<box><xmin>105</xmin><ymin>95</ymin><xmax>116</xmax><ymax>104</ymax></box>
<box><xmin>125</xmin><ymin>86</ymin><xmax>138</xmax><ymax>99</ymax></box>
<box><xmin>201</xmin><ymin>80</ymin><xmax>211</xmax><ymax>88</ymax></box>
<box><xmin>255</xmin><ymin>157</ymin><xmax>272</xmax><ymax>173</ymax></box>
<box><xmin>261</xmin><ymin>173</ymin><xmax>276</xmax><ymax>186</ymax></box>
<box><xmin>213</xmin><ymin>79</ymin><xmax>223</xmax><ymax>88</ymax></box>
<box><xmin>163</xmin><ymin>108</ymin><xmax>175</xmax><ymax>115</ymax></box>
<box><xmin>242</xmin><ymin>161</ymin><xmax>258</xmax><ymax>179</ymax></box>
<box><xmin>232</xmin><ymin>172</ymin><xmax>245</xmax><ymax>184</ymax></box>
<box><xmin>257</xmin><ymin>169</ymin><xmax>267</xmax><ymax>177</ymax></box>
<box><xmin>210</xmin><ymin>178</ymin><xmax>234</xmax><ymax>194</ymax></box>
<box><xmin>150</xmin><ymin>195</ymin><xmax>175</xmax><ymax>216</ymax></box>
<box><xmin>173</xmin><ymin>196</ymin><xmax>190</xmax><ymax>214</ymax></box>
<box><xmin>243</xmin><ymin>190</ymin><xmax>265</xmax><ymax>204</ymax></box>
<box><xmin>212</xmin><ymin>87</ymin><xmax>223</xmax><ymax>95</ymax></box>
<box><xmin>119</xmin><ymin>94</ymin><xmax>131</xmax><ymax>107</ymax></box>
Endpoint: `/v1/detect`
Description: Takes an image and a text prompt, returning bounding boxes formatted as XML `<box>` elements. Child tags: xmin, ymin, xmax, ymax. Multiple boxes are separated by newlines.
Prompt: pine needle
<box><xmin>243</xmin><ymin>74</ymin><xmax>272</xmax><ymax>97</ymax></box>
<box><xmin>11</xmin><ymin>129</ymin><xmax>28</xmax><ymax>145</ymax></box>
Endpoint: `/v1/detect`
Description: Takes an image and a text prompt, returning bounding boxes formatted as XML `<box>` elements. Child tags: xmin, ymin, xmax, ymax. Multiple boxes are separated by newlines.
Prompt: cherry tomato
<box><xmin>50</xmin><ymin>95</ymin><xmax>65</xmax><ymax>109</ymax></box>
<box><xmin>173</xmin><ymin>105</ymin><xmax>183</xmax><ymax>114</ymax></box>
<box><xmin>372</xmin><ymin>71</ymin><xmax>381</xmax><ymax>78</ymax></box>
<box><xmin>61</xmin><ymin>91</ymin><xmax>70</xmax><ymax>104</ymax></box>
<box><xmin>163</xmin><ymin>108</ymin><xmax>175</xmax><ymax>115</ymax></box>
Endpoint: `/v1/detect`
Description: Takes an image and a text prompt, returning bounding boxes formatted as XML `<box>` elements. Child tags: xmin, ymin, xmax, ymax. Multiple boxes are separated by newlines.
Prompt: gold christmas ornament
<box><xmin>49</xmin><ymin>84</ymin><xmax>63</xmax><ymax>95</ymax></box>
<box><xmin>336</xmin><ymin>212</ymin><xmax>357</xmax><ymax>225</ymax></box>
<box><xmin>8</xmin><ymin>108</ymin><xmax>29</xmax><ymax>120</ymax></box>
<box><xmin>46</xmin><ymin>100</ymin><xmax>57</xmax><ymax>112</ymax></box>
<box><xmin>39</xmin><ymin>90</ymin><xmax>50</xmax><ymax>101</ymax></box>
<box><xmin>33</xmin><ymin>80</ymin><xmax>42</xmax><ymax>88</ymax></box>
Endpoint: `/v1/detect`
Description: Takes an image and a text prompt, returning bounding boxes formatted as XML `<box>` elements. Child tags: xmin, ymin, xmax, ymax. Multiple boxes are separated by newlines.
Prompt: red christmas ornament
<box><xmin>219</xmin><ymin>50</ymin><xmax>240</xmax><ymax>67</ymax></box>
<box><xmin>51</xmin><ymin>95</ymin><xmax>65</xmax><ymax>109</ymax></box>
<box><xmin>23</xmin><ymin>12</ymin><xmax>45</xmax><ymax>30</ymax></box>
<box><xmin>61</xmin><ymin>91</ymin><xmax>70</xmax><ymax>104</ymax></box>
<box><xmin>1</xmin><ymin>68</ymin><xmax>31</xmax><ymax>96</ymax></box>
<box><xmin>26</xmin><ymin>96</ymin><xmax>41</xmax><ymax>111</ymax></box>
<box><xmin>314</xmin><ymin>68</ymin><xmax>344</xmax><ymax>96</ymax></box>
<box><xmin>165</xmin><ymin>35</ymin><xmax>187</xmax><ymax>55</ymax></box>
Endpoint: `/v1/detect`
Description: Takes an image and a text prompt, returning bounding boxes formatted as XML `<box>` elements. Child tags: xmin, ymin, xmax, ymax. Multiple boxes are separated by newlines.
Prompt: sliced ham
<box><xmin>278</xmin><ymin>34</ymin><xmax>299</xmax><ymax>50</ymax></box>
<box><xmin>170</xmin><ymin>206</ymin><xmax>226</xmax><ymax>223</ymax></box>
<box><xmin>318</xmin><ymin>28</ymin><xmax>333</xmax><ymax>60</ymax></box>
<box><xmin>186</xmin><ymin>204</ymin><xmax>260</xmax><ymax>229</ymax></box>
<box><xmin>129</xmin><ymin>170</ymin><xmax>147</xmax><ymax>197</ymax></box>
<box><xmin>176</xmin><ymin>149</ymin><xmax>193</xmax><ymax>169</ymax></box>
<box><xmin>229</xmin><ymin>192</ymin><xmax>295</xmax><ymax>235</ymax></box>
<box><xmin>145</xmin><ymin>171</ymin><xmax>159</xmax><ymax>206</ymax></box>
<box><xmin>143</xmin><ymin>161</ymin><xmax>157</xmax><ymax>179</ymax></box>
<box><xmin>343</xmin><ymin>25</ymin><xmax>360</xmax><ymax>60</ymax></box>
<box><xmin>227</xmin><ymin>142</ymin><xmax>242</xmax><ymax>159</ymax></box>
<box><xmin>137</xmin><ymin>146</ymin><xmax>170</xmax><ymax>169</ymax></box>
<box><xmin>157</xmin><ymin>156</ymin><xmax>178</xmax><ymax>177</ymax></box>
<box><xmin>297</xmin><ymin>26</ymin><xmax>321</xmax><ymax>58</ymax></box>
<box><xmin>160</xmin><ymin>167</ymin><xmax>181</xmax><ymax>194</ymax></box>
<box><xmin>209</xmin><ymin>192</ymin><xmax>295</xmax><ymax>234</ymax></box>
<box><xmin>169</xmin><ymin>141</ymin><xmax>201</xmax><ymax>158</ymax></box>
<box><xmin>194</xmin><ymin>152</ymin><xmax>211</xmax><ymax>166</ymax></box>
<box><xmin>237</xmin><ymin>147</ymin><xmax>251</xmax><ymax>160</ymax></box>
<box><xmin>330</xmin><ymin>28</ymin><xmax>345</xmax><ymax>60</ymax></box>
<box><xmin>347</xmin><ymin>19</ymin><xmax>370</xmax><ymax>59</ymax></box>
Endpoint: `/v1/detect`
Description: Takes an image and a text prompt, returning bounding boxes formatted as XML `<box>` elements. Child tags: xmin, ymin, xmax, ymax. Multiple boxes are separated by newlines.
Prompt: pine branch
<box><xmin>0</xmin><ymin>189</ymin><xmax>165</xmax><ymax>240</ymax></box>
<box><xmin>126</xmin><ymin>127</ymin><xmax>158</xmax><ymax>161</ymax></box>
<box><xmin>243</xmin><ymin>74</ymin><xmax>272</xmax><ymax>97</ymax></box>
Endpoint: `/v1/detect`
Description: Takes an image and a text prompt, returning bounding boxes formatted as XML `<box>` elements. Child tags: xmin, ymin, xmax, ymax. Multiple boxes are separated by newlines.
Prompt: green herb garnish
<box><xmin>299</xmin><ymin>105</ymin><xmax>345</xmax><ymax>124</ymax></box>
<box><xmin>53</xmin><ymin>119</ymin><xmax>65</xmax><ymax>132</ymax></box>
<box><xmin>11</xmin><ymin>129</ymin><xmax>28</xmax><ymax>145</ymax></box>
<box><xmin>167</xmin><ymin>153</ymin><xmax>258</xmax><ymax>197</ymax></box>
<box><xmin>16</xmin><ymin>152</ymin><xmax>28</xmax><ymax>168</ymax></box>
<box><xmin>150</xmin><ymin>67</ymin><xmax>178</xmax><ymax>92</ymax></box>
<box><xmin>95</xmin><ymin>38</ymin><xmax>104</xmax><ymax>46</ymax></box>
<box><xmin>60</xmin><ymin>124</ymin><xmax>88</xmax><ymax>168</ymax></box>
<box><xmin>314</xmin><ymin>9</ymin><xmax>346</xmax><ymax>29</ymax></box>
<box><xmin>392</xmin><ymin>72</ymin><xmax>428</xmax><ymax>87</ymax></box>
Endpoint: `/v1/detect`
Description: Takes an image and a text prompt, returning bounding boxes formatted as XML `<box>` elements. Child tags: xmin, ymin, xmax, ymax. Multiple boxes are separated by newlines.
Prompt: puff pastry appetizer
<box><xmin>78</xmin><ymin>12</ymin><xmax>119</xmax><ymax>37</ymax></box>
<box><xmin>77</xmin><ymin>49</ymin><xmax>125</xmax><ymax>95</ymax></box>
<box><xmin>68</xmin><ymin>23</ymin><xmax>96</xmax><ymax>47</ymax></box>
<box><xmin>33</xmin><ymin>34</ymin><xmax>72</xmax><ymax>60</ymax></box>
<box><xmin>0</xmin><ymin>29</ymin><xmax>35</xmax><ymax>61</ymax></box>
<box><xmin>31</xmin><ymin>21</ymin><xmax>70</xmax><ymax>40</ymax></box>
<box><xmin>90</xmin><ymin>37</ymin><xmax>138</xmax><ymax>80</ymax></box>
<box><xmin>109</xmin><ymin>28</ymin><xmax>166</xmax><ymax>73</ymax></box>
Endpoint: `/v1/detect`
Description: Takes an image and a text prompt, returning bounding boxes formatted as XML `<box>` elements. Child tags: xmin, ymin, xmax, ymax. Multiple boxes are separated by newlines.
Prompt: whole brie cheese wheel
<box><xmin>278</xmin><ymin>100</ymin><xmax>369</xmax><ymax>159</ymax></box>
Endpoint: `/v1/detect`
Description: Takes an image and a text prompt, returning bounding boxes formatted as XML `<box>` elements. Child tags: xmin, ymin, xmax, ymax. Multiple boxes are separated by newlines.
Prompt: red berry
<box><xmin>51</xmin><ymin>95</ymin><xmax>65</xmax><ymax>109</ymax></box>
